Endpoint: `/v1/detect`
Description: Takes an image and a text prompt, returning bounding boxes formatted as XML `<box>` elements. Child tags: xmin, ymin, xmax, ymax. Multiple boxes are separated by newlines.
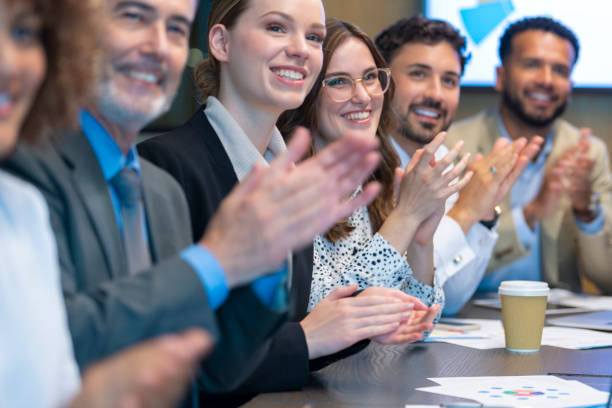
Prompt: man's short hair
<box><xmin>375</xmin><ymin>15</ymin><xmax>470</xmax><ymax>75</ymax></box>
<box><xmin>498</xmin><ymin>16</ymin><xmax>580</xmax><ymax>66</ymax></box>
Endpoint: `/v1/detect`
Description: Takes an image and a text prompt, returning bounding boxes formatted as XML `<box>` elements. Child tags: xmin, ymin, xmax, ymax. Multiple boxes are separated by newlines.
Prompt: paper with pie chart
<box><xmin>416</xmin><ymin>375</ymin><xmax>610</xmax><ymax>407</ymax></box>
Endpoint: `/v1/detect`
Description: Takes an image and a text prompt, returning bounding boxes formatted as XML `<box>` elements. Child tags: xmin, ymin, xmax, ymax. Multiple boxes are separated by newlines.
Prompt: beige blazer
<box><xmin>447</xmin><ymin>109</ymin><xmax>612</xmax><ymax>294</ymax></box>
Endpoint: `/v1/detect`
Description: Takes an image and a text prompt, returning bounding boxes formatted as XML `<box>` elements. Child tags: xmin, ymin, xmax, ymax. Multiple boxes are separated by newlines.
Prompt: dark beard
<box><xmin>396</xmin><ymin>100</ymin><xmax>450</xmax><ymax>146</ymax></box>
<box><xmin>502</xmin><ymin>88</ymin><xmax>567</xmax><ymax>128</ymax></box>
<box><xmin>397</xmin><ymin>115</ymin><xmax>437</xmax><ymax>145</ymax></box>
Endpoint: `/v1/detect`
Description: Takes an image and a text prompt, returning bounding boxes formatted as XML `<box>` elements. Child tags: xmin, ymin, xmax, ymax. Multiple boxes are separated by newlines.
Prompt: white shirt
<box><xmin>205</xmin><ymin>96</ymin><xmax>286</xmax><ymax>181</ymax></box>
<box><xmin>0</xmin><ymin>170</ymin><xmax>80</xmax><ymax>408</ymax></box>
<box><xmin>391</xmin><ymin>137</ymin><xmax>498</xmax><ymax>315</ymax></box>
<box><xmin>204</xmin><ymin>96</ymin><xmax>291</xmax><ymax>305</ymax></box>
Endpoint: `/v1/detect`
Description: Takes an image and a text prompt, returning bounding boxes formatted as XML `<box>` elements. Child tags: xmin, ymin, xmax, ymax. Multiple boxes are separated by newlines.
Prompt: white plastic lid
<box><xmin>498</xmin><ymin>280</ymin><xmax>550</xmax><ymax>296</ymax></box>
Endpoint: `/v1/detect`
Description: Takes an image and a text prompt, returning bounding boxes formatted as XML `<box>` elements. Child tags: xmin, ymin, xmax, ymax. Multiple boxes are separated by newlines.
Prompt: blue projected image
<box><xmin>425</xmin><ymin>0</ymin><xmax>612</xmax><ymax>88</ymax></box>
<box><xmin>460</xmin><ymin>0</ymin><xmax>514</xmax><ymax>44</ymax></box>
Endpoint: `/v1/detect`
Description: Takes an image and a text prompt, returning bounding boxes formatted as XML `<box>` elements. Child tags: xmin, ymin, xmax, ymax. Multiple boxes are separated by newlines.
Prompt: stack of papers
<box><xmin>427</xmin><ymin>318</ymin><xmax>612</xmax><ymax>349</ymax></box>
<box><xmin>416</xmin><ymin>375</ymin><xmax>610</xmax><ymax>408</ymax></box>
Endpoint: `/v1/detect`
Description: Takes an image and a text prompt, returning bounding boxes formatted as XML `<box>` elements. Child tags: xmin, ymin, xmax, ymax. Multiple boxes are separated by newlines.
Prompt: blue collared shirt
<box><xmin>80</xmin><ymin>111</ymin><xmax>236</xmax><ymax>309</ymax></box>
<box><xmin>478</xmin><ymin>117</ymin><xmax>604</xmax><ymax>291</ymax></box>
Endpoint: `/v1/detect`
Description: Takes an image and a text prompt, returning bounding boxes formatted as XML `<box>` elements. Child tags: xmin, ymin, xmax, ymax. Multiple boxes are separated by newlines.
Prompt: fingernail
<box><xmin>406</xmin><ymin>303</ymin><xmax>414</xmax><ymax>309</ymax></box>
<box><xmin>402</xmin><ymin>312</ymin><xmax>412</xmax><ymax>319</ymax></box>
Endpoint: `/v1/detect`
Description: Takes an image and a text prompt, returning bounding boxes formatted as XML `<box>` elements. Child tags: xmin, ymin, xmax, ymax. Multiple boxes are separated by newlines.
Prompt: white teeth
<box><xmin>414</xmin><ymin>109</ymin><xmax>440</xmax><ymax>118</ymax></box>
<box><xmin>344</xmin><ymin>111</ymin><xmax>370</xmax><ymax>121</ymax></box>
<box><xmin>272</xmin><ymin>69</ymin><xmax>304</xmax><ymax>81</ymax></box>
<box><xmin>530</xmin><ymin>92</ymin><xmax>552</xmax><ymax>101</ymax></box>
<box><xmin>0</xmin><ymin>94</ymin><xmax>10</xmax><ymax>105</ymax></box>
<box><xmin>126</xmin><ymin>71</ymin><xmax>158</xmax><ymax>84</ymax></box>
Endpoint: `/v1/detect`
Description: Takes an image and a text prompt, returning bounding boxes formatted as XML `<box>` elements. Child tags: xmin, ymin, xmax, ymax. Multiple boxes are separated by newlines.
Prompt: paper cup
<box><xmin>499</xmin><ymin>280</ymin><xmax>549</xmax><ymax>353</ymax></box>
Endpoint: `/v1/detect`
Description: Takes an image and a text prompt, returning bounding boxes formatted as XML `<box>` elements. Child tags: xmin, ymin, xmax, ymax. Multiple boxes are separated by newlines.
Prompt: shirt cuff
<box><xmin>432</xmin><ymin>215</ymin><xmax>477</xmax><ymax>285</ymax></box>
<box><xmin>575</xmin><ymin>206</ymin><xmax>605</xmax><ymax>234</ymax></box>
<box><xmin>512</xmin><ymin>206</ymin><xmax>537</xmax><ymax>250</ymax></box>
<box><xmin>180</xmin><ymin>245</ymin><xmax>229</xmax><ymax>310</ymax></box>
<box><xmin>251</xmin><ymin>265</ymin><xmax>287</xmax><ymax>308</ymax></box>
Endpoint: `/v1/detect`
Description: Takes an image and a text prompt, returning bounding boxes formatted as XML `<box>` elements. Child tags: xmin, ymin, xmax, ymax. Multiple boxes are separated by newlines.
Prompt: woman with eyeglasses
<box><xmin>279</xmin><ymin>18</ymin><xmax>473</xmax><ymax>321</ymax></box>
<box><xmin>138</xmin><ymin>0</ymin><xmax>443</xmax><ymax>400</ymax></box>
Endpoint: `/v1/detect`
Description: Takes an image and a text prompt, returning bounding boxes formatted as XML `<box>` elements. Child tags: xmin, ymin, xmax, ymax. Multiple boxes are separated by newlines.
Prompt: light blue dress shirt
<box><xmin>80</xmin><ymin>111</ymin><xmax>282</xmax><ymax>309</ymax></box>
<box><xmin>478</xmin><ymin>117</ymin><xmax>604</xmax><ymax>291</ymax></box>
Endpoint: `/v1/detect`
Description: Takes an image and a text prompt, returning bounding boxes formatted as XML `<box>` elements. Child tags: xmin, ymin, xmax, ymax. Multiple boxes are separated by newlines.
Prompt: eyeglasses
<box><xmin>321</xmin><ymin>68</ymin><xmax>391</xmax><ymax>103</ymax></box>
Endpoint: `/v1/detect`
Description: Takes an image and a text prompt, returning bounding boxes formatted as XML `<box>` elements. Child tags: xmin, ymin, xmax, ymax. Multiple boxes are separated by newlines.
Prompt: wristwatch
<box><xmin>479</xmin><ymin>205</ymin><xmax>502</xmax><ymax>230</ymax></box>
<box><xmin>573</xmin><ymin>192</ymin><xmax>601</xmax><ymax>223</ymax></box>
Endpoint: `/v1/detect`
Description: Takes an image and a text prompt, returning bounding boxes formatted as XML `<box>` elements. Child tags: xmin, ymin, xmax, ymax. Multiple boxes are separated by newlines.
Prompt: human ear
<box><xmin>208</xmin><ymin>24</ymin><xmax>230</xmax><ymax>62</ymax></box>
<box><xmin>494</xmin><ymin>65</ymin><xmax>504</xmax><ymax>92</ymax></box>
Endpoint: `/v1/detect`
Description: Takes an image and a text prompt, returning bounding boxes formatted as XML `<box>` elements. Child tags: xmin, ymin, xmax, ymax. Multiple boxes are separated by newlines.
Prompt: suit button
<box><xmin>453</xmin><ymin>255</ymin><xmax>462</xmax><ymax>265</ymax></box>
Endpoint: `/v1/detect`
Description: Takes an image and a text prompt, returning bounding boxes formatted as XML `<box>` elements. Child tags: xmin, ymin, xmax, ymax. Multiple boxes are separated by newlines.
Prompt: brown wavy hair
<box><xmin>278</xmin><ymin>18</ymin><xmax>400</xmax><ymax>242</ymax></box>
<box><xmin>18</xmin><ymin>0</ymin><xmax>98</xmax><ymax>142</ymax></box>
<box><xmin>193</xmin><ymin>0</ymin><xmax>250</xmax><ymax>101</ymax></box>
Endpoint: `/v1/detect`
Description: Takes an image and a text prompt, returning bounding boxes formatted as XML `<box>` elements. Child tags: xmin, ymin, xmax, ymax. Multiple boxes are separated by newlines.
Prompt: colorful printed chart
<box><xmin>478</xmin><ymin>385</ymin><xmax>570</xmax><ymax>400</ymax></box>
<box><xmin>416</xmin><ymin>375</ymin><xmax>610</xmax><ymax>408</ymax></box>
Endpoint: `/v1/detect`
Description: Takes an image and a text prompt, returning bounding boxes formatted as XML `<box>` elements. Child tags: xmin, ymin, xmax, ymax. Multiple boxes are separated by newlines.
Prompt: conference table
<box><xmin>242</xmin><ymin>304</ymin><xmax>612</xmax><ymax>407</ymax></box>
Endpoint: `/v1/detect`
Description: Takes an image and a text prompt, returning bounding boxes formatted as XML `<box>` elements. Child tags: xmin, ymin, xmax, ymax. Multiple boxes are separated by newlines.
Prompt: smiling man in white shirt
<box><xmin>375</xmin><ymin>16</ymin><xmax>542</xmax><ymax>314</ymax></box>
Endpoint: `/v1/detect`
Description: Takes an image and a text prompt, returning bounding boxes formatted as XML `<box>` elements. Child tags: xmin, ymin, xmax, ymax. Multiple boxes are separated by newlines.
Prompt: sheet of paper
<box><xmin>541</xmin><ymin>326</ymin><xmax>612</xmax><ymax>349</ymax></box>
<box><xmin>416</xmin><ymin>375</ymin><xmax>610</xmax><ymax>408</ymax></box>
<box><xmin>428</xmin><ymin>319</ymin><xmax>612</xmax><ymax>350</ymax></box>
<box><xmin>427</xmin><ymin>319</ymin><xmax>505</xmax><ymax>349</ymax></box>
<box><xmin>549</xmin><ymin>288</ymin><xmax>612</xmax><ymax>310</ymax></box>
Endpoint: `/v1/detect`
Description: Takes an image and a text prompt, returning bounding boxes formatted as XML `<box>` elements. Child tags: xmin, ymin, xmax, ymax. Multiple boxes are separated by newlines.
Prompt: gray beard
<box><xmin>95</xmin><ymin>78</ymin><xmax>172</xmax><ymax>131</ymax></box>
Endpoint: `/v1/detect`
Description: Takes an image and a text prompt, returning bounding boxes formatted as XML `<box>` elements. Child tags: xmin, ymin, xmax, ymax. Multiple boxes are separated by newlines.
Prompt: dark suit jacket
<box><xmin>138</xmin><ymin>108</ymin><xmax>314</xmax><ymax>395</ymax></box>
<box><xmin>3</xmin><ymin>129</ymin><xmax>288</xmax><ymax>393</ymax></box>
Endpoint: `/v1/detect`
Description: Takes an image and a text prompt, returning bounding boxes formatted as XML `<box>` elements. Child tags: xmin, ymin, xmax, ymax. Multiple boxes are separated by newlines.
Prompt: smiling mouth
<box><xmin>271</xmin><ymin>68</ymin><xmax>306</xmax><ymax>82</ymax></box>
<box><xmin>413</xmin><ymin>108</ymin><xmax>441</xmax><ymax>119</ymax></box>
<box><xmin>118</xmin><ymin>67</ymin><xmax>164</xmax><ymax>86</ymax></box>
<box><xmin>527</xmin><ymin>91</ymin><xmax>553</xmax><ymax>102</ymax></box>
<box><xmin>342</xmin><ymin>110</ymin><xmax>371</xmax><ymax>122</ymax></box>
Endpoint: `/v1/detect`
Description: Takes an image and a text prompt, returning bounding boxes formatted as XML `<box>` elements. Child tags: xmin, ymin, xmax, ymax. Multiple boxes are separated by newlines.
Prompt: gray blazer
<box><xmin>3</xmin><ymin>129</ymin><xmax>288</xmax><ymax>392</ymax></box>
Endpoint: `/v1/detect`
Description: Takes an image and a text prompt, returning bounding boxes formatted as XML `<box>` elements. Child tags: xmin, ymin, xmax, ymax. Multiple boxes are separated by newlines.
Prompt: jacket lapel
<box><xmin>539</xmin><ymin>121</ymin><xmax>569</xmax><ymax>284</ymax></box>
<box><xmin>55</xmin><ymin>130</ymin><xmax>127</xmax><ymax>276</ymax></box>
<box><xmin>479</xmin><ymin>110</ymin><xmax>499</xmax><ymax>154</ymax></box>
<box><xmin>481</xmin><ymin>111</ymin><xmax>526</xmax><ymax>268</ymax></box>
<box><xmin>196</xmin><ymin>109</ymin><xmax>239</xmax><ymax>193</ymax></box>
<box><xmin>140</xmin><ymin>163</ymin><xmax>168</xmax><ymax>262</ymax></box>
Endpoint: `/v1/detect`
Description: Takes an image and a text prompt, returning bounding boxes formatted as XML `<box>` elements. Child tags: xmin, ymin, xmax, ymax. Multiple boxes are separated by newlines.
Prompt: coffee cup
<box><xmin>499</xmin><ymin>280</ymin><xmax>549</xmax><ymax>353</ymax></box>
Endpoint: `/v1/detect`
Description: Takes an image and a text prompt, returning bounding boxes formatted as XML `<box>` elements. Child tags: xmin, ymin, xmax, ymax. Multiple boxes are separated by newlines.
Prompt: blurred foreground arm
<box><xmin>201</xmin><ymin>127</ymin><xmax>381</xmax><ymax>288</ymax></box>
<box><xmin>69</xmin><ymin>329</ymin><xmax>212</xmax><ymax>408</ymax></box>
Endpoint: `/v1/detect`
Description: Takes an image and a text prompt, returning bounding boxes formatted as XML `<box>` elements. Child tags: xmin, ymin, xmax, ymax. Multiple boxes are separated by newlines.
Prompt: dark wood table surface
<box><xmin>242</xmin><ymin>304</ymin><xmax>612</xmax><ymax>407</ymax></box>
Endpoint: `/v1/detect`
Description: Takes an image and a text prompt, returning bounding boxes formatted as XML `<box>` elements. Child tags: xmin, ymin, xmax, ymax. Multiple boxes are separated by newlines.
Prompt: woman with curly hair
<box><xmin>0</xmin><ymin>0</ymin><xmax>211</xmax><ymax>407</ymax></box>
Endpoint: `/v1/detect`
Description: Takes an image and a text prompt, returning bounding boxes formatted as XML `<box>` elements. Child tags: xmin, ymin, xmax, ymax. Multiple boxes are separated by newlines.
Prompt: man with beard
<box><xmin>3</xmin><ymin>0</ymin><xmax>383</xmax><ymax>396</ymax></box>
<box><xmin>447</xmin><ymin>17</ymin><xmax>612</xmax><ymax>294</ymax></box>
<box><xmin>375</xmin><ymin>16</ymin><xmax>542</xmax><ymax>314</ymax></box>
